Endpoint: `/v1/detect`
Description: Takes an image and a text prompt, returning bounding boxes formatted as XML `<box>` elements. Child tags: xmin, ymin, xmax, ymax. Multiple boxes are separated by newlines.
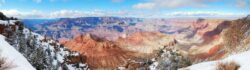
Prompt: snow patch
<box><xmin>0</xmin><ymin>20</ymin><xmax>16</xmax><ymax>25</ymax></box>
<box><xmin>0</xmin><ymin>34</ymin><xmax>35</xmax><ymax>70</ymax></box>
<box><xmin>182</xmin><ymin>50</ymin><xmax>250</xmax><ymax>70</ymax></box>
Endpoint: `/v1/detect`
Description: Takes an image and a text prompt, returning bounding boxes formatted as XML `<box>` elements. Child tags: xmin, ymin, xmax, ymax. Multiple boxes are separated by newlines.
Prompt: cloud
<box><xmin>0</xmin><ymin>9</ymin><xmax>247</xmax><ymax>19</ymax></box>
<box><xmin>165</xmin><ymin>11</ymin><xmax>247</xmax><ymax>18</ymax></box>
<box><xmin>0</xmin><ymin>9</ymin><xmax>22</xmax><ymax>17</ymax></box>
<box><xmin>133</xmin><ymin>3</ymin><xmax>155</xmax><ymax>9</ymax></box>
<box><xmin>133</xmin><ymin>0</ymin><xmax>214</xmax><ymax>9</ymax></box>
<box><xmin>0</xmin><ymin>9</ymin><xmax>45</xmax><ymax>18</ymax></box>
<box><xmin>0</xmin><ymin>10</ymin><xmax>91</xmax><ymax>18</ymax></box>
<box><xmin>0</xmin><ymin>9</ymin><xmax>134</xmax><ymax>19</ymax></box>
<box><xmin>49</xmin><ymin>10</ymin><xmax>86</xmax><ymax>18</ymax></box>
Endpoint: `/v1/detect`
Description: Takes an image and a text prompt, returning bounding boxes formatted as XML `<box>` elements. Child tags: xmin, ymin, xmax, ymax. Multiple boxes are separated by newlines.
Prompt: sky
<box><xmin>0</xmin><ymin>0</ymin><xmax>249</xmax><ymax>19</ymax></box>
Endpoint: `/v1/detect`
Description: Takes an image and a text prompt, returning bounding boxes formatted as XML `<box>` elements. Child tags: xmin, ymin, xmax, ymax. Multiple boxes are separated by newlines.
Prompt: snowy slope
<box><xmin>0</xmin><ymin>20</ymin><xmax>87</xmax><ymax>69</ymax></box>
<box><xmin>31</xmin><ymin>32</ymin><xmax>87</xmax><ymax>70</ymax></box>
<box><xmin>180</xmin><ymin>50</ymin><xmax>250</xmax><ymax>70</ymax></box>
<box><xmin>0</xmin><ymin>34</ymin><xmax>35</xmax><ymax>70</ymax></box>
<box><xmin>0</xmin><ymin>20</ymin><xmax>16</xmax><ymax>25</ymax></box>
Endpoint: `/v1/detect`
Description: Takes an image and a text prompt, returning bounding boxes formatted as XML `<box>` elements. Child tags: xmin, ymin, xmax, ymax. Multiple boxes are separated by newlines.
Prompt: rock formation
<box><xmin>63</xmin><ymin>32</ymin><xmax>176</xmax><ymax>69</ymax></box>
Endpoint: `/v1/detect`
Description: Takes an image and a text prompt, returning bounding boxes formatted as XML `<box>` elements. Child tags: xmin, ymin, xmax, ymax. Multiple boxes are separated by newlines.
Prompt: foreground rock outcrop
<box><xmin>0</xmin><ymin>12</ymin><xmax>88</xmax><ymax>70</ymax></box>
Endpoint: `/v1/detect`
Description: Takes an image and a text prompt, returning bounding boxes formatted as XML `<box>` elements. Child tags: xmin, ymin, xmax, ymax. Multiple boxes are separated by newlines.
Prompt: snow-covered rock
<box><xmin>181</xmin><ymin>50</ymin><xmax>250</xmax><ymax>70</ymax></box>
<box><xmin>0</xmin><ymin>20</ymin><xmax>16</xmax><ymax>25</ymax></box>
<box><xmin>0</xmin><ymin>34</ymin><xmax>35</xmax><ymax>70</ymax></box>
<box><xmin>0</xmin><ymin>19</ymin><xmax>87</xmax><ymax>70</ymax></box>
<box><xmin>149</xmin><ymin>47</ymin><xmax>191</xmax><ymax>70</ymax></box>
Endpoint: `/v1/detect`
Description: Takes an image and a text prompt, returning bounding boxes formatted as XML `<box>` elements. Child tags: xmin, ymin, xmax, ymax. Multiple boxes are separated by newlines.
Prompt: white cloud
<box><xmin>0</xmin><ymin>9</ymin><xmax>22</xmax><ymax>17</ymax></box>
<box><xmin>0</xmin><ymin>9</ymin><xmax>135</xmax><ymax>19</ymax></box>
<box><xmin>0</xmin><ymin>9</ymin><xmax>247</xmax><ymax>19</ymax></box>
<box><xmin>49</xmin><ymin>10</ymin><xmax>86</xmax><ymax>18</ymax></box>
<box><xmin>0</xmin><ymin>9</ymin><xmax>87</xmax><ymax>18</ymax></box>
<box><xmin>133</xmin><ymin>3</ymin><xmax>155</xmax><ymax>9</ymax></box>
<box><xmin>133</xmin><ymin>0</ymin><xmax>213</xmax><ymax>9</ymax></box>
<box><xmin>0</xmin><ymin>9</ymin><xmax>47</xmax><ymax>18</ymax></box>
<box><xmin>165</xmin><ymin>11</ymin><xmax>247</xmax><ymax>18</ymax></box>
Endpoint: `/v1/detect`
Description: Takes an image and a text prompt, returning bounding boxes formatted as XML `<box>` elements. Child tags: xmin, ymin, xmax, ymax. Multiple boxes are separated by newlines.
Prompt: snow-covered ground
<box><xmin>32</xmin><ymin>31</ymin><xmax>88</xmax><ymax>70</ymax></box>
<box><xmin>0</xmin><ymin>34</ymin><xmax>35</xmax><ymax>70</ymax></box>
<box><xmin>0</xmin><ymin>20</ymin><xmax>16</xmax><ymax>25</ymax></box>
<box><xmin>180</xmin><ymin>50</ymin><xmax>250</xmax><ymax>70</ymax></box>
<box><xmin>0</xmin><ymin>20</ymin><xmax>87</xmax><ymax>69</ymax></box>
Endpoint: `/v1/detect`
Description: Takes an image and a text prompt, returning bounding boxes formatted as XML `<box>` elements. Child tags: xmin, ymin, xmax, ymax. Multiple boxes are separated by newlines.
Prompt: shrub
<box><xmin>0</xmin><ymin>56</ymin><xmax>15</xmax><ymax>70</ymax></box>
<box><xmin>216</xmin><ymin>61</ymin><xmax>240</xmax><ymax>70</ymax></box>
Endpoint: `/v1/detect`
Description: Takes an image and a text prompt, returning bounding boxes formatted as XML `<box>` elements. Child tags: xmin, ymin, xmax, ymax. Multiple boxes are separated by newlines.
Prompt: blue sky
<box><xmin>1</xmin><ymin>0</ymin><xmax>140</xmax><ymax>11</ymax></box>
<box><xmin>0</xmin><ymin>0</ymin><xmax>249</xmax><ymax>18</ymax></box>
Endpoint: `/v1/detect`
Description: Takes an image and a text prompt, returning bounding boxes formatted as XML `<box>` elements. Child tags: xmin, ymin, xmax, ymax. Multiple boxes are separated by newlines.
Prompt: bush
<box><xmin>216</xmin><ymin>61</ymin><xmax>240</xmax><ymax>70</ymax></box>
<box><xmin>0</xmin><ymin>55</ymin><xmax>15</xmax><ymax>70</ymax></box>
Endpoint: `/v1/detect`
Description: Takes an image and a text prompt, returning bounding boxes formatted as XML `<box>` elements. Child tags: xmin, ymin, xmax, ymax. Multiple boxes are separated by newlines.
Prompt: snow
<box><xmin>67</xmin><ymin>64</ymin><xmax>75</xmax><ymax>70</ymax></box>
<box><xmin>57</xmin><ymin>53</ymin><xmax>64</xmax><ymax>63</ymax></box>
<box><xmin>149</xmin><ymin>62</ymin><xmax>159</xmax><ymax>70</ymax></box>
<box><xmin>23</xmin><ymin>28</ymin><xmax>30</xmax><ymax>39</ymax></box>
<box><xmin>0</xmin><ymin>19</ymin><xmax>88</xmax><ymax>69</ymax></box>
<box><xmin>0</xmin><ymin>34</ymin><xmax>35</xmax><ymax>70</ymax></box>
<box><xmin>31</xmin><ymin>32</ymin><xmax>88</xmax><ymax>69</ymax></box>
<box><xmin>0</xmin><ymin>20</ymin><xmax>16</xmax><ymax>25</ymax></box>
<box><xmin>183</xmin><ymin>61</ymin><xmax>217</xmax><ymax>70</ymax></box>
<box><xmin>0</xmin><ymin>20</ymin><xmax>8</xmax><ymax>24</ymax></box>
<box><xmin>224</xmin><ymin>51</ymin><xmax>250</xmax><ymax>70</ymax></box>
<box><xmin>32</xmin><ymin>32</ymin><xmax>44</xmax><ymax>40</ymax></box>
<box><xmin>181</xmin><ymin>50</ymin><xmax>250</xmax><ymax>70</ymax></box>
<box><xmin>118</xmin><ymin>67</ymin><xmax>125</xmax><ymax>70</ymax></box>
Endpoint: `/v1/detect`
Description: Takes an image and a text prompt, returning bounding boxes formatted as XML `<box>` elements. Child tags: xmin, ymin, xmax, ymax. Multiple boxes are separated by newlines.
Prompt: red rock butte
<box><xmin>63</xmin><ymin>32</ymin><xmax>175</xmax><ymax>68</ymax></box>
<box><xmin>63</xmin><ymin>34</ymin><xmax>136</xmax><ymax>68</ymax></box>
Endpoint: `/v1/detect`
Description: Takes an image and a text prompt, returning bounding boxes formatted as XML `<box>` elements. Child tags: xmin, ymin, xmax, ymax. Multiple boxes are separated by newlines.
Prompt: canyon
<box><xmin>23</xmin><ymin>16</ymin><xmax>242</xmax><ymax>69</ymax></box>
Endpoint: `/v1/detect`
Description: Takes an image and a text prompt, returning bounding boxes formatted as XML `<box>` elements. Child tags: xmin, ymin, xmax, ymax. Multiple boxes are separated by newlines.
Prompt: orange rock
<box><xmin>63</xmin><ymin>34</ymin><xmax>135</xmax><ymax>68</ymax></box>
<box><xmin>62</xmin><ymin>32</ymin><xmax>174</xmax><ymax>69</ymax></box>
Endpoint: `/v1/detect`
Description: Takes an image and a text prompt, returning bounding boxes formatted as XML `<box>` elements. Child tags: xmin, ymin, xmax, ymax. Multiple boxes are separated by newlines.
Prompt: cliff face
<box><xmin>181</xmin><ymin>15</ymin><xmax>250</xmax><ymax>70</ymax></box>
<box><xmin>63</xmin><ymin>34</ymin><xmax>135</xmax><ymax>68</ymax></box>
<box><xmin>117</xmin><ymin>32</ymin><xmax>174</xmax><ymax>54</ymax></box>
<box><xmin>27</xmin><ymin>17</ymin><xmax>234</xmax><ymax>69</ymax></box>
<box><xmin>189</xmin><ymin>20</ymin><xmax>231</xmax><ymax>60</ymax></box>
<box><xmin>22</xmin><ymin>14</ymin><xmax>250</xmax><ymax>69</ymax></box>
<box><xmin>0</xmin><ymin>13</ymin><xmax>88</xmax><ymax>70</ymax></box>
<box><xmin>24</xmin><ymin>17</ymin><xmax>141</xmax><ymax>42</ymax></box>
<box><xmin>223</xmin><ymin>15</ymin><xmax>250</xmax><ymax>53</ymax></box>
<box><xmin>168</xmin><ymin>19</ymin><xmax>230</xmax><ymax>61</ymax></box>
<box><xmin>62</xmin><ymin>32</ymin><xmax>177</xmax><ymax>69</ymax></box>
